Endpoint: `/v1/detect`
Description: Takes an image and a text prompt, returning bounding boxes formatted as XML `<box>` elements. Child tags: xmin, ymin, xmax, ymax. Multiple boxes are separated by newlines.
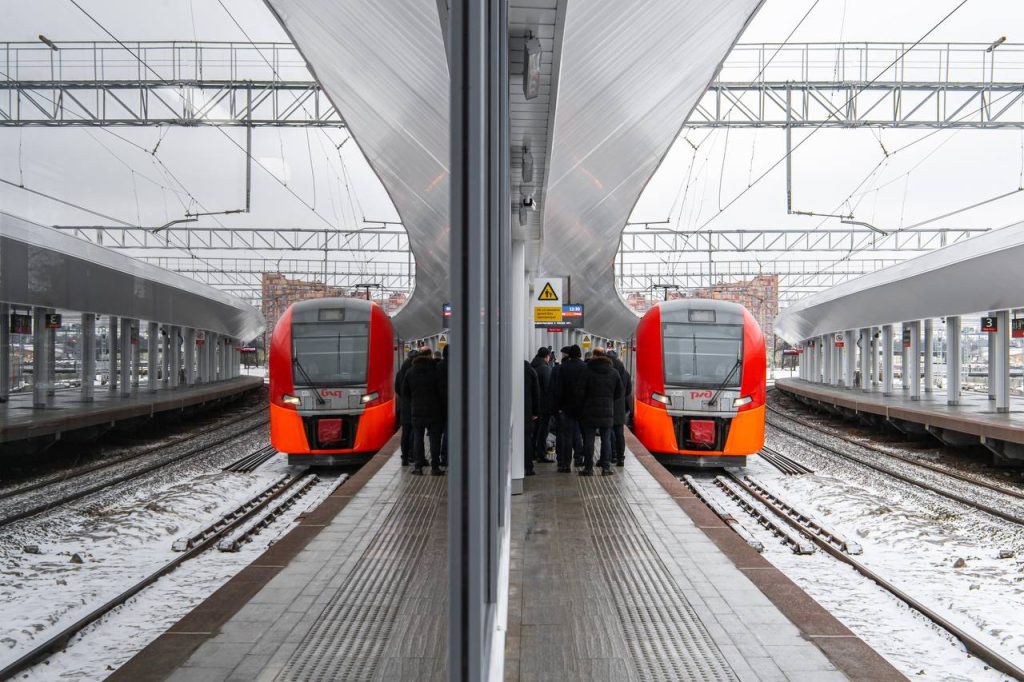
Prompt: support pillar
<box><xmin>211</xmin><ymin>333</ymin><xmax>219</xmax><ymax>381</ymax></box>
<box><xmin>845</xmin><ymin>330</ymin><xmax>856</xmax><ymax>388</ymax></box>
<box><xmin>148</xmin><ymin>322</ymin><xmax>159</xmax><ymax>392</ymax></box>
<box><xmin>947</xmin><ymin>316</ymin><xmax>961</xmax><ymax>406</ymax></box>
<box><xmin>108</xmin><ymin>315</ymin><xmax>119</xmax><ymax>393</ymax></box>
<box><xmin>0</xmin><ymin>302</ymin><xmax>9</xmax><ymax>403</ymax></box>
<box><xmin>120</xmin><ymin>317</ymin><xmax>131</xmax><ymax>397</ymax></box>
<box><xmin>170</xmin><ymin>326</ymin><xmax>181</xmax><ymax>388</ymax></box>
<box><xmin>995</xmin><ymin>310</ymin><xmax>1010</xmax><ymax>413</ymax></box>
<box><xmin>823</xmin><ymin>338</ymin><xmax>832</xmax><ymax>385</ymax></box>
<box><xmin>859</xmin><ymin>328</ymin><xmax>870</xmax><ymax>392</ymax></box>
<box><xmin>901</xmin><ymin>323</ymin><xmax>909</xmax><ymax>392</ymax></box>
<box><xmin>80</xmin><ymin>313</ymin><xmax>95</xmax><ymax>402</ymax></box>
<box><xmin>883</xmin><ymin>324</ymin><xmax>894</xmax><ymax>396</ymax></box>
<box><xmin>46</xmin><ymin>311</ymin><xmax>56</xmax><ymax>397</ymax></box>
<box><xmin>511</xmin><ymin>241</ymin><xmax>526</xmax><ymax>489</ymax></box>
<box><xmin>32</xmin><ymin>307</ymin><xmax>48</xmax><ymax>407</ymax></box>
<box><xmin>909</xmin><ymin>320</ymin><xmax>921</xmax><ymax>400</ymax></box>
<box><xmin>988</xmin><ymin>321</ymin><xmax>996</xmax><ymax>400</ymax></box>
<box><xmin>131</xmin><ymin>321</ymin><xmax>140</xmax><ymax>389</ymax></box>
<box><xmin>185</xmin><ymin>328</ymin><xmax>196</xmax><ymax>385</ymax></box>
<box><xmin>923</xmin><ymin>318</ymin><xmax>934</xmax><ymax>394</ymax></box>
<box><xmin>870</xmin><ymin>328</ymin><xmax>879</xmax><ymax>389</ymax></box>
<box><xmin>163</xmin><ymin>327</ymin><xmax>171</xmax><ymax>386</ymax></box>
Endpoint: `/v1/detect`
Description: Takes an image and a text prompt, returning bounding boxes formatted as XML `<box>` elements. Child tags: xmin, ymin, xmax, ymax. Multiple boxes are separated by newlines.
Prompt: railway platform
<box><xmin>114</xmin><ymin>429</ymin><xmax>900</xmax><ymax>681</ymax></box>
<box><xmin>0</xmin><ymin>376</ymin><xmax>264</xmax><ymax>453</ymax></box>
<box><xmin>776</xmin><ymin>377</ymin><xmax>1024</xmax><ymax>463</ymax></box>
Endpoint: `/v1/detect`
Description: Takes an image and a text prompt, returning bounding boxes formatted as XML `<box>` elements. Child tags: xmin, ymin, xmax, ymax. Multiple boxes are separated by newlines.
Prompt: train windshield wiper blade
<box><xmin>707</xmin><ymin>358</ymin><xmax>741</xmax><ymax>407</ymax></box>
<box><xmin>293</xmin><ymin>356</ymin><xmax>326</xmax><ymax>405</ymax></box>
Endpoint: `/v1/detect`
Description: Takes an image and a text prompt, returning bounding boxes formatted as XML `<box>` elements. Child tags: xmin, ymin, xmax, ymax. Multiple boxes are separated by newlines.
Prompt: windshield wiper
<box><xmin>707</xmin><ymin>358</ymin><xmax>742</xmax><ymax>408</ymax></box>
<box><xmin>293</xmin><ymin>356</ymin><xmax>326</xmax><ymax>405</ymax></box>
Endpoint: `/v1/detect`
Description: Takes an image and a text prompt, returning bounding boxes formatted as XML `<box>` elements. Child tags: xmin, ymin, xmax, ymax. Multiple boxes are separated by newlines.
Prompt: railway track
<box><xmin>0</xmin><ymin>417</ymin><xmax>269</xmax><ymax>530</ymax></box>
<box><xmin>702</xmin><ymin>467</ymin><xmax>1024</xmax><ymax>681</ymax></box>
<box><xmin>223</xmin><ymin>444</ymin><xmax>279</xmax><ymax>473</ymax></box>
<box><xmin>0</xmin><ymin>468</ymin><xmax>318</xmax><ymax>680</ymax></box>
<box><xmin>0</xmin><ymin>406</ymin><xmax>267</xmax><ymax>504</ymax></box>
<box><xmin>767</xmin><ymin>400</ymin><xmax>1024</xmax><ymax>501</ymax></box>
<box><xmin>758</xmin><ymin>445</ymin><xmax>814</xmax><ymax>476</ymax></box>
<box><xmin>765</xmin><ymin>411</ymin><xmax>1024</xmax><ymax>528</ymax></box>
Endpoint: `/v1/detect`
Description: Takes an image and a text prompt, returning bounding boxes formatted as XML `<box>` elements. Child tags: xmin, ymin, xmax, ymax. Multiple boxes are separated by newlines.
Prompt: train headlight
<box><xmin>282</xmin><ymin>394</ymin><xmax>302</xmax><ymax>406</ymax></box>
<box><xmin>732</xmin><ymin>395</ymin><xmax>753</xmax><ymax>408</ymax></box>
<box><xmin>651</xmin><ymin>392</ymin><xmax>672</xmax><ymax>406</ymax></box>
<box><xmin>360</xmin><ymin>391</ymin><xmax>380</xmax><ymax>404</ymax></box>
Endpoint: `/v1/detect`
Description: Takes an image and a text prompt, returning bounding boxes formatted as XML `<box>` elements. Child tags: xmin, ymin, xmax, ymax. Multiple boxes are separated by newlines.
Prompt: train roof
<box><xmin>290</xmin><ymin>297</ymin><xmax>377</xmax><ymax>314</ymax></box>
<box><xmin>654</xmin><ymin>299</ymin><xmax>747</xmax><ymax>325</ymax></box>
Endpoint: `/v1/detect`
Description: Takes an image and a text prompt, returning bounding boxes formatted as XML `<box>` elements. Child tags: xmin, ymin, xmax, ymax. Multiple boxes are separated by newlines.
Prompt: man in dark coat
<box><xmin>549</xmin><ymin>346</ymin><xmax>570</xmax><ymax>466</ymax></box>
<box><xmin>607</xmin><ymin>350</ymin><xmax>632</xmax><ymax>467</ymax></box>
<box><xmin>401</xmin><ymin>349</ymin><xmax>445</xmax><ymax>475</ymax></box>
<box><xmin>552</xmin><ymin>344</ymin><xmax>587</xmax><ymax>473</ymax></box>
<box><xmin>529</xmin><ymin>347</ymin><xmax>554</xmax><ymax>463</ymax></box>
<box><xmin>523</xmin><ymin>360</ymin><xmax>539</xmax><ymax>476</ymax></box>
<box><xmin>576</xmin><ymin>347</ymin><xmax>623</xmax><ymax>475</ymax></box>
<box><xmin>394</xmin><ymin>349</ymin><xmax>417</xmax><ymax>465</ymax></box>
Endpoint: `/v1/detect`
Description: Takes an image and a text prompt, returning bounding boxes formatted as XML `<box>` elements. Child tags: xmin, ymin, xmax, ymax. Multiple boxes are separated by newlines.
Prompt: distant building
<box><xmin>261</xmin><ymin>273</ymin><xmax>345</xmax><ymax>335</ymax></box>
<box><xmin>682</xmin><ymin>275</ymin><xmax>780</xmax><ymax>360</ymax></box>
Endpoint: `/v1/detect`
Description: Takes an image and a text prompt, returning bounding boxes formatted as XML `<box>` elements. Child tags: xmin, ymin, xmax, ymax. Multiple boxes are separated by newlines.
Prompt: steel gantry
<box><xmin>688</xmin><ymin>42</ymin><xmax>1024</xmax><ymax>129</ymax></box>
<box><xmin>0</xmin><ymin>41</ymin><xmax>344</xmax><ymax>127</ymax></box>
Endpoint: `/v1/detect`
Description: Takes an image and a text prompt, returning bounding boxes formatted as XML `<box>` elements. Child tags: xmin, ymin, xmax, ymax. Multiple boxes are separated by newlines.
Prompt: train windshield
<box><xmin>662</xmin><ymin>322</ymin><xmax>743</xmax><ymax>388</ymax></box>
<box><xmin>292</xmin><ymin>321</ymin><xmax>369</xmax><ymax>386</ymax></box>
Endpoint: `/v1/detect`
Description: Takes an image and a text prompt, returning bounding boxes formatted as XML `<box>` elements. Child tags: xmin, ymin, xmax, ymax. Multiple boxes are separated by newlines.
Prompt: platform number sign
<box><xmin>981</xmin><ymin>316</ymin><xmax>998</xmax><ymax>333</ymax></box>
<box><xmin>902</xmin><ymin>328</ymin><xmax>912</xmax><ymax>348</ymax></box>
<box><xmin>1013</xmin><ymin>319</ymin><xmax>1024</xmax><ymax>339</ymax></box>
<box><xmin>44</xmin><ymin>313</ymin><xmax>62</xmax><ymax>329</ymax></box>
<box><xmin>9</xmin><ymin>312</ymin><xmax>31</xmax><ymax>335</ymax></box>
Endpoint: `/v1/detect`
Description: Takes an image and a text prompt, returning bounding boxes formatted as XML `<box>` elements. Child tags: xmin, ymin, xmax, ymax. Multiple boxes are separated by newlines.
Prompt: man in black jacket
<box><xmin>576</xmin><ymin>347</ymin><xmax>623</xmax><ymax>476</ymax></box>
<box><xmin>523</xmin><ymin>360</ymin><xmax>539</xmax><ymax>476</ymax></box>
<box><xmin>607</xmin><ymin>350</ymin><xmax>632</xmax><ymax>467</ymax></box>
<box><xmin>529</xmin><ymin>347</ymin><xmax>554</xmax><ymax>463</ymax></box>
<box><xmin>552</xmin><ymin>344</ymin><xmax>587</xmax><ymax>473</ymax></box>
<box><xmin>401</xmin><ymin>349</ymin><xmax>445</xmax><ymax>475</ymax></box>
<box><xmin>394</xmin><ymin>349</ymin><xmax>418</xmax><ymax>465</ymax></box>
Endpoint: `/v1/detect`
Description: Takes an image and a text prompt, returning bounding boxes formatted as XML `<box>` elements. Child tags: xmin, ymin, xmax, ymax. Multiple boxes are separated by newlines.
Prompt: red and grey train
<box><xmin>269</xmin><ymin>298</ymin><xmax>396</xmax><ymax>465</ymax></box>
<box><xmin>633</xmin><ymin>299</ymin><xmax>766</xmax><ymax>466</ymax></box>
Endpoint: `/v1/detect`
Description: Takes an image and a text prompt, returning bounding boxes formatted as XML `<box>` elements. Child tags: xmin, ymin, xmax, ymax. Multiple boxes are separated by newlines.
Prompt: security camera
<box><xmin>522</xmin><ymin>195</ymin><xmax>537</xmax><ymax>211</ymax></box>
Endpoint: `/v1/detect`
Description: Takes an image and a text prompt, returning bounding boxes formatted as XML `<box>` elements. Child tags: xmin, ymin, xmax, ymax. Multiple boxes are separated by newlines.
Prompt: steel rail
<box><xmin>222</xmin><ymin>444</ymin><xmax>278</xmax><ymax>473</ymax></box>
<box><xmin>217</xmin><ymin>473</ymin><xmax>325</xmax><ymax>552</ymax></box>
<box><xmin>682</xmin><ymin>474</ymin><xmax>764</xmax><ymax>553</ymax></box>
<box><xmin>713</xmin><ymin>475</ymin><xmax>815</xmax><ymax>555</ymax></box>
<box><xmin>0</xmin><ymin>468</ymin><xmax>315</xmax><ymax>680</ymax></box>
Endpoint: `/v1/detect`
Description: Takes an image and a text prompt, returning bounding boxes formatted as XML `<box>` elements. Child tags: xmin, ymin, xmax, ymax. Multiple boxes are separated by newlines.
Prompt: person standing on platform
<box><xmin>523</xmin><ymin>360</ymin><xmax>539</xmax><ymax>476</ymax></box>
<box><xmin>530</xmin><ymin>347</ymin><xmax>554</xmax><ymax>464</ymax></box>
<box><xmin>576</xmin><ymin>347</ymin><xmax>622</xmax><ymax>476</ymax></box>
<box><xmin>394</xmin><ymin>349</ymin><xmax>417</xmax><ymax>466</ymax></box>
<box><xmin>549</xmin><ymin>346</ymin><xmax>569</xmax><ymax>465</ymax></box>
<box><xmin>552</xmin><ymin>344</ymin><xmax>586</xmax><ymax>473</ymax></box>
<box><xmin>402</xmin><ymin>348</ymin><xmax>445</xmax><ymax>476</ymax></box>
<box><xmin>607</xmin><ymin>350</ymin><xmax>632</xmax><ymax>467</ymax></box>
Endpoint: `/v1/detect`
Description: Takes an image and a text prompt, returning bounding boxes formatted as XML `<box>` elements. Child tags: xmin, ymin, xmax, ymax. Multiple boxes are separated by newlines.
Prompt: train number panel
<box><xmin>269</xmin><ymin>298</ymin><xmax>396</xmax><ymax>466</ymax></box>
<box><xmin>633</xmin><ymin>299</ymin><xmax>766</xmax><ymax>467</ymax></box>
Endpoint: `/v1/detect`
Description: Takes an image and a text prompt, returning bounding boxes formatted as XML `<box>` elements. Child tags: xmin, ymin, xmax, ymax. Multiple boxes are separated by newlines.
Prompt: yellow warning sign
<box><xmin>538</xmin><ymin>282</ymin><xmax>559</xmax><ymax>301</ymax></box>
<box><xmin>534</xmin><ymin>307</ymin><xmax>562</xmax><ymax>323</ymax></box>
<box><xmin>438</xmin><ymin>335</ymin><xmax>448</xmax><ymax>349</ymax></box>
<box><xmin>582</xmin><ymin>335</ymin><xmax>593</xmax><ymax>351</ymax></box>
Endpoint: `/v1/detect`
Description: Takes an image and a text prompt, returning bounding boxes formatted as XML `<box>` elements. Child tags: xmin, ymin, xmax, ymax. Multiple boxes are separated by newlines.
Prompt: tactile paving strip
<box><xmin>579</xmin><ymin>476</ymin><xmax>738</xmax><ymax>681</ymax></box>
<box><xmin>276</xmin><ymin>474</ymin><xmax>445</xmax><ymax>682</ymax></box>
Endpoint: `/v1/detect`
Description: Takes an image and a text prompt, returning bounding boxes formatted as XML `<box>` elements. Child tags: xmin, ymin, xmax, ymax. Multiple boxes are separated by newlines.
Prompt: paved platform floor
<box><xmin>0</xmin><ymin>376</ymin><xmax>263</xmax><ymax>444</ymax></box>
<box><xmin>505</xmin><ymin>456</ymin><xmax>850</xmax><ymax>681</ymax></box>
<box><xmin>777</xmin><ymin>377</ymin><xmax>1024</xmax><ymax>446</ymax></box>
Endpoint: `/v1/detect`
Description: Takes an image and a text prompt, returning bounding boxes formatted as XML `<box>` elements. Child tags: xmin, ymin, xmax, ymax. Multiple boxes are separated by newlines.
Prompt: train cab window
<box><xmin>292</xmin><ymin>321</ymin><xmax>369</xmax><ymax>386</ymax></box>
<box><xmin>662</xmin><ymin>322</ymin><xmax>743</xmax><ymax>388</ymax></box>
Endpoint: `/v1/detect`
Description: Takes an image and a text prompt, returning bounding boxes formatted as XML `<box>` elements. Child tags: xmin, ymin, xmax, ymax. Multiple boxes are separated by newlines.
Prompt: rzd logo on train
<box><xmin>690</xmin><ymin>390</ymin><xmax>713</xmax><ymax>399</ymax></box>
<box><xmin>320</xmin><ymin>389</ymin><xmax>345</xmax><ymax>398</ymax></box>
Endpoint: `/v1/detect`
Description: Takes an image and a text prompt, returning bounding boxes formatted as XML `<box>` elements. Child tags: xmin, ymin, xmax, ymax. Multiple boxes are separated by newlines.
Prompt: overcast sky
<box><xmin>3</xmin><ymin>0</ymin><xmax>1024</xmax><ymax>277</ymax></box>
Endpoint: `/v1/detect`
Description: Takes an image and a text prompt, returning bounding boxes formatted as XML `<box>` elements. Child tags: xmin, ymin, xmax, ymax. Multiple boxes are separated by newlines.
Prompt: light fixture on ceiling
<box><xmin>522</xmin><ymin>33</ymin><xmax>542</xmax><ymax>100</ymax></box>
<box><xmin>522</xmin><ymin>146</ymin><xmax>534</xmax><ymax>184</ymax></box>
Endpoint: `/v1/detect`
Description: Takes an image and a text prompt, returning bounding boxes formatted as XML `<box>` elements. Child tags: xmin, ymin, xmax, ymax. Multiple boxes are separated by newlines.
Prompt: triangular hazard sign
<box><xmin>538</xmin><ymin>282</ymin><xmax>559</xmax><ymax>301</ymax></box>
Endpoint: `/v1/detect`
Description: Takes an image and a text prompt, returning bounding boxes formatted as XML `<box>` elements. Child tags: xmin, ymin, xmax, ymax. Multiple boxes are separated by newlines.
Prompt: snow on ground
<box><xmin>743</xmin><ymin>410</ymin><xmax>1024</xmax><ymax>679</ymax></box>
<box><xmin>0</xmin><ymin>419</ymin><xmax>327</xmax><ymax>677</ymax></box>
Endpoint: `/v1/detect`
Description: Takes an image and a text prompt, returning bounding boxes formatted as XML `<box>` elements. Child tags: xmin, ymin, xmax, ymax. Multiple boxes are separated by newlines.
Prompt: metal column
<box><xmin>909</xmin><ymin>320</ymin><xmax>921</xmax><ymax>400</ymax></box>
<box><xmin>46</xmin><ymin>311</ymin><xmax>56</xmax><ymax>397</ymax></box>
<box><xmin>900</xmin><ymin>323</ymin><xmax>909</xmax><ymax>392</ymax></box>
<box><xmin>0</xmin><ymin>303</ymin><xmax>9</xmax><ymax>403</ymax></box>
<box><xmin>859</xmin><ymin>328</ymin><xmax>870</xmax><ymax>392</ymax></box>
<box><xmin>995</xmin><ymin>310</ymin><xmax>1010</xmax><ymax>413</ymax></box>
<box><xmin>185</xmin><ymin>328</ymin><xmax>196</xmax><ymax>385</ymax></box>
<box><xmin>211</xmin><ymin>333</ymin><xmax>219</xmax><ymax>381</ymax></box>
<box><xmin>163</xmin><ymin>326</ymin><xmax>171</xmax><ymax>386</ymax></box>
<box><xmin>81</xmin><ymin>313</ymin><xmax>95</xmax><ymax>402</ymax></box>
<box><xmin>109</xmin><ymin>315</ymin><xmax>119</xmax><ymax>393</ymax></box>
<box><xmin>869</xmin><ymin>328</ymin><xmax>879</xmax><ymax>389</ymax></box>
<box><xmin>988</xmin><ymin>320</ymin><xmax>996</xmax><ymax>400</ymax></box>
<box><xmin>823</xmin><ymin>338</ymin><xmax>832</xmax><ymax>385</ymax></box>
<box><xmin>946</xmin><ymin>316</ymin><xmax>961</xmax><ymax>405</ymax></box>
<box><xmin>923</xmin><ymin>318</ymin><xmax>933</xmax><ymax>394</ymax></box>
<box><xmin>170</xmin><ymin>326</ymin><xmax>181</xmax><ymax>388</ymax></box>
<box><xmin>148</xmin><ymin>322</ymin><xmax>158</xmax><ymax>392</ymax></box>
<box><xmin>32</xmin><ymin>307</ymin><xmax>48</xmax><ymax>408</ymax></box>
<box><xmin>131</xmin><ymin>322</ymin><xmax>140</xmax><ymax>389</ymax></box>
<box><xmin>883</xmin><ymin>324</ymin><xmax>894</xmax><ymax>396</ymax></box>
<box><xmin>845</xmin><ymin>330</ymin><xmax>856</xmax><ymax>388</ymax></box>
<box><xmin>120</xmin><ymin>317</ymin><xmax>132</xmax><ymax>396</ymax></box>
